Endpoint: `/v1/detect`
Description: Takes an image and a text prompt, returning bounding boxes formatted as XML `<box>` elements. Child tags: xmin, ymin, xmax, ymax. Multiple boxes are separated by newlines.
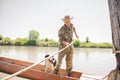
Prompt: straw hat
<box><xmin>61</xmin><ymin>15</ymin><xmax>73</xmax><ymax>21</ymax></box>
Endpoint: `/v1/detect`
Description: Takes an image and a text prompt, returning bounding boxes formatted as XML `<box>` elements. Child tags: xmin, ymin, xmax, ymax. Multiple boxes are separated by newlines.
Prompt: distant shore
<box><xmin>0</xmin><ymin>30</ymin><xmax>112</xmax><ymax>48</ymax></box>
<box><xmin>0</xmin><ymin>41</ymin><xmax>112</xmax><ymax>48</ymax></box>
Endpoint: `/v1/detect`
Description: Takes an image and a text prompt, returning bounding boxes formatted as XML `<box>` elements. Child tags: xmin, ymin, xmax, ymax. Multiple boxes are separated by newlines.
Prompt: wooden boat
<box><xmin>0</xmin><ymin>57</ymin><xmax>102</xmax><ymax>80</ymax></box>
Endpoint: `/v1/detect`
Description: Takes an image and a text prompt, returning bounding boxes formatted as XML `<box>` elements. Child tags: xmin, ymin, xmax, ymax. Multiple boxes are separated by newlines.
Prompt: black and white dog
<box><xmin>44</xmin><ymin>54</ymin><xmax>56</xmax><ymax>73</ymax></box>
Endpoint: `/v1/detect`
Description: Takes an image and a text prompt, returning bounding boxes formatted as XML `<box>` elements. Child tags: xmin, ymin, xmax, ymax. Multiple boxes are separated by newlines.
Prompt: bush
<box><xmin>14</xmin><ymin>38</ymin><xmax>28</xmax><ymax>46</ymax></box>
<box><xmin>73</xmin><ymin>40</ymin><xmax>80</xmax><ymax>47</ymax></box>
<box><xmin>2</xmin><ymin>37</ymin><xmax>12</xmax><ymax>45</ymax></box>
<box><xmin>26</xmin><ymin>40</ymin><xmax>37</xmax><ymax>46</ymax></box>
<box><xmin>97</xmin><ymin>42</ymin><xmax>112</xmax><ymax>48</ymax></box>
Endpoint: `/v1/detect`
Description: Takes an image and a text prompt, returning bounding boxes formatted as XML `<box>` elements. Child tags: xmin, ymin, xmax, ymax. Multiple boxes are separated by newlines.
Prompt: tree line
<box><xmin>0</xmin><ymin>30</ymin><xmax>112</xmax><ymax>48</ymax></box>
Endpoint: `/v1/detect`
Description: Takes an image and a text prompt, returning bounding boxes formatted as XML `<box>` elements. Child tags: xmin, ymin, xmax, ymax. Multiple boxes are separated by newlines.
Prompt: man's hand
<box><xmin>65</xmin><ymin>42</ymin><xmax>71</xmax><ymax>46</ymax></box>
<box><xmin>62</xmin><ymin>41</ymin><xmax>71</xmax><ymax>46</ymax></box>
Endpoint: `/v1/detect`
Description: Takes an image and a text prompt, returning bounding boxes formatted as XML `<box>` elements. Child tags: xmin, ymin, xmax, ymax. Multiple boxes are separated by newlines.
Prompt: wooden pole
<box><xmin>108</xmin><ymin>0</ymin><xmax>120</xmax><ymax>69</ymax></box>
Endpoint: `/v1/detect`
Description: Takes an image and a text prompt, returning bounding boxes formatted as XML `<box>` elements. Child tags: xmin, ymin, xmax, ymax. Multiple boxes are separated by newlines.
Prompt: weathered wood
<box><xmin>108</xmin><ymin>0</ymin><xmax>120</xmax><ymax>69</ymax></box>
<box><xmin>108</xmin><ymin>0</ymin><xmax>120</xmax><ymax>52</ymax></box>
<box><xmin>108</xmin><ymin>0</ymin><xmax>120</xmax><ymax>80</ymax></box>
<box><xmin>0</xmin><ymin>57</ymin><xmax>81</xmax><ymax>80</ymax></box>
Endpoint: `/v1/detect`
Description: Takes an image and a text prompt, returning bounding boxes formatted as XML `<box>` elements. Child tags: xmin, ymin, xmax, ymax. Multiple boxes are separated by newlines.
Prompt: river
<box><xmin>0</xmin><ymin>46</ymin><xmax>116</xmax><ymax>77</ymax></box>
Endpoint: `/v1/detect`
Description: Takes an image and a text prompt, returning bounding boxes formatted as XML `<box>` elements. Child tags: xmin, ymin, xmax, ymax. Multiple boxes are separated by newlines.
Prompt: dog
<box><xmin>44</xmin><ymin>54</ymin><xmax>56</xmax><ymax>73</ymax></box>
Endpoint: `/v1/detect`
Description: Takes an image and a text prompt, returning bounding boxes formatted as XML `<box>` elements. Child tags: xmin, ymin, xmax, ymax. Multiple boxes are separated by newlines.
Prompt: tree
<box><xmin>29</xmin><ymin>30</ymin><xmax>39</xmax><ymax>41</ymax></box>
<box><xmin>14</xmin><ymin>38</ymin><xmax>28</xmax><ymax>46</ymax></box>
<box><xmin>2</xmin><ymin>37</ymin><xmax>12</xmax><ymax>45</ymax></box>
<box><xmin>73</xmin><ymin>39</ymin><xmax>80</xmax><ymax>47</ymax></box>
<box><xmin>86</xmin><ymin>36</ymin><xmax>90</xmax><ymax>43</ymax></box>
<box><xmin>27</xmin><ymin>30</ymin><xmax>39</xmax><ymax>46</ymax></box>
<box><xmin>45</xmin><ymin>38</ymin><xmax>48</xmax><ymax>42</ymax></box>
<box><xmin>44</xmin><ymin>38</ymin><xmax>49</xmax><ymax>47</ymax></box>
<box><xmin>0</xmin><ymin>34</ymin><xmax>3</xmax><ymax>40</ymax></box>
<box><xmin>0</xmin><ymin>34</ymin><xmax>3</xmax><ymax>44</ymax></box>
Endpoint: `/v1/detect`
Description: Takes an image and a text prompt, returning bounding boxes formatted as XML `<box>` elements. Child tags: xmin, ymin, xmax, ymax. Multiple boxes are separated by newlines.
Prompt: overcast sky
<box><xmin>0</xmin><ymin>0</ymin><xmax>112</xmax><ymax>43</ymax></box>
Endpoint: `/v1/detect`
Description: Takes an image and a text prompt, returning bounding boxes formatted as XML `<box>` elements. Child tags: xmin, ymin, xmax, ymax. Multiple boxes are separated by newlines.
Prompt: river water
<box><xmin>0</xmin><ymin>46</ymin><xmax>116</xmax><ymax>77</ymax></box>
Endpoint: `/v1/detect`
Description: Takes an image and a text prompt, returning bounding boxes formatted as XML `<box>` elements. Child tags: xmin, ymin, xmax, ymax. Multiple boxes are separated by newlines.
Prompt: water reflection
<box><xmin>0</xmin><ymin>46</ymin><xmax>116</xmax><ymax>76</ymax></box>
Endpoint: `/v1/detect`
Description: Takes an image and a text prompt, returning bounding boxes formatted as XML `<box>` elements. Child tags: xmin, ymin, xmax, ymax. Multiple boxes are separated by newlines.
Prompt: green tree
<box><xmin>29</xmin><ymin>30</ymin><xmax>39</xmax><ymax>41</ymax></box>
<box><xmin>27</xmin><ymin>30</ymin><xmax>39</xmax><ymax>46</ymax></box>
<box><xmin>0</xmin><ymin>34</ymin><xmax>3</xmax><ymax>44</ymax></box>
<box><xmin>44</xmin><ymin>38</ymin><xmax>49</xmax><ymax>47</ymax></box>
<box><xmin>3</xmin><ymin>37</ymin><xmax>12</xmax><ymax>45</ymax></box>
<box><xmin>45</xmin><ymin>38</ymin><xmax>48</xmax><ymax>42</ymax></box>
<box><xmin>73</xmin><ymin>39</ymin><xmax>80</xmax><ymax>47</ymax></box>
<box><xmin>14</xmin><ymin>38</ymin><xmax>28</xmax><ymax>46</ymax></box>
<box><xmin>0</xmin><ymin>34</ymin><xmax>3</xmax><ymax>40</ymax></box>
<box><xmin>86</xmin><ymin>36</ymin><xmax>90</xmax><ymax>43</ymax></box>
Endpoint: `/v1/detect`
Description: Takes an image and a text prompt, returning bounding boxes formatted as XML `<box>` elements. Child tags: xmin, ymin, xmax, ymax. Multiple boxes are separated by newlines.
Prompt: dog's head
<box><xmin>45</xmin><ymin>54</ymin><xmax>50</xmax><ymax>58</ymax></box>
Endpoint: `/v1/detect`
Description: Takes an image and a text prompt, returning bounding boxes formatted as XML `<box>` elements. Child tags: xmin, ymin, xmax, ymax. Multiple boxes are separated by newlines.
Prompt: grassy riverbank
<box><xmin>0</xmin><ymin>30</ymin><xmax>112</xmax><ymax>48</ymax></box>
<box><xmin>0</xmin><ymin>38</ymin><xmax>112</xmax><ymax>48</ymax></box>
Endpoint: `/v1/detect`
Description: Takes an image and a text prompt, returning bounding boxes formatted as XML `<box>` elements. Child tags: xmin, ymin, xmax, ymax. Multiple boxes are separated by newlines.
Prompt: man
<box><xmin>53</xmin><ymin>15</ymin><xmax>79</xmax><ymax>76</ymax></box>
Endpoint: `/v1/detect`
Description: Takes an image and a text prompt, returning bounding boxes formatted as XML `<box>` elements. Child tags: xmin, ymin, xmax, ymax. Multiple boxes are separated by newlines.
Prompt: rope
<box><xmin>1</xmin><ymin>39</ymin><xmax>78</xmax><ymax>80</ymax></box>
<box><xmin>112</xmin><ymin>42</ymin><xmax>120</xmax><ymax>54</ymax></box>
<box><xmin>115</xmin><ymin>51</ymin><xmax>120</xmax><ymax>53</ymax></box>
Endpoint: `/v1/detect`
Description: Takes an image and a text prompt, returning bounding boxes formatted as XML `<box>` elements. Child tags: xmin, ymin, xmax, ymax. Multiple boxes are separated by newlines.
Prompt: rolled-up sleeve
<box><xmin>71</xmin><ymin>24</ymin><xmax>75</xmax><ymax>32</ymax></box>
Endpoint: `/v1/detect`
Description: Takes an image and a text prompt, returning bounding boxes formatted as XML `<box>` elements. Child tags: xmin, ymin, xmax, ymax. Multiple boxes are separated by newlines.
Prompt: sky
<box><xmin>0</xmin><ymin>0</ymin><xmax>112</xmax><ymax>43</ymax></box>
